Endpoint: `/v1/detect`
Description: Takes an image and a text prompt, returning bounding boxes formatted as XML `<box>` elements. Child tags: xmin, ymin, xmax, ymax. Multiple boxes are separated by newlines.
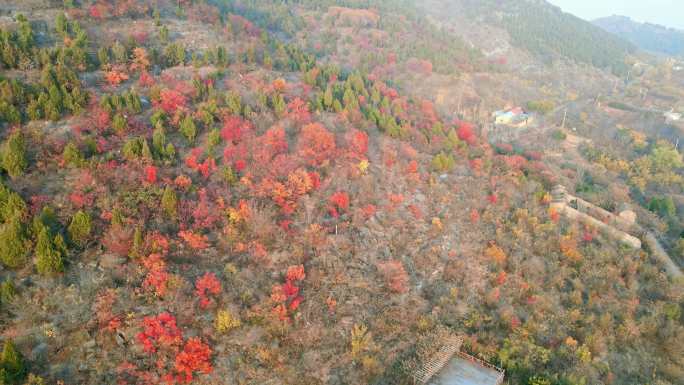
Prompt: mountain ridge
<box><xmin>593</xmin><ymin>15</ymin><xmax>684</xmax><ymax>56</ymax></box>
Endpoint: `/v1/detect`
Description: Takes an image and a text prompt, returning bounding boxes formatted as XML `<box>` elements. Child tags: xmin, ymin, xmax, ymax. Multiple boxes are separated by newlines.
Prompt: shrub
<box><xmin>431</xmin><ymin>152</ymin><xmax>455</xmax><ymax>172</ymax></box>
<box><xmin>68</xmin><ymin>210</ymin><xmax>91</xmax><ymax>246</ymax></box>
<box><xmin>1</xmin><ymin>131</ymin><xmax>27</xmax><ymax>178</ymax></box>
<box><xmin>174</xmin><ymin>338</ymin><xmax>213</xmax><ymax>384</ymax></box>
<box><xmin>526</xmin><ymin>100</ymin><xmax>555</xmax><ymax>114</ymax></box>
<box><xmin>551</xmin><ymin>129</ymin><xmax>567</xmax><ymax>141</ymax></box>
<box><xmin>195</xmin><ymin>272</ymin><xmax>221</xmax><ymax>309</ymax></box>
<box><xmin>376</xmin><ymin>260</ymin><xmax>409</xmax><ymax>293</ymax></box>
<box><xmin>215</xmin><ymin>310</ymin><xmax>241</xmax><ymax>333</ymax></box>
<box><xmin>297</xmin><ymin>123</ymin><xmax>336</xmax><ymax>166</ymax></box>
<box><xmin>62</xmin><ymin>142</ymin><xmax>84</xmax><ymax>167</ymax></box>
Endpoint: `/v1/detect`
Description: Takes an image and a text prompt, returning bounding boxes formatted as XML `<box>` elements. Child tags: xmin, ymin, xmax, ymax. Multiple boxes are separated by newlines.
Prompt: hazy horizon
<box><xmin>548</xmin><ymin>0</ymin><xmax>684</xmax><ymax>30</ymax></box>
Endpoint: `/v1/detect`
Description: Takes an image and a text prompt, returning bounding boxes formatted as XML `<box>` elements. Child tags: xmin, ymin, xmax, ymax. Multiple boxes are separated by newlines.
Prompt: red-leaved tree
<box><xmin>297</xmin><ymin>123</ymin><xmax>336</xmax><ymax>166</ymax></box>
<box><xmin>195</xmin><ymin>272</ymin><xmax>221</xmax><ymax>309</ymax></box>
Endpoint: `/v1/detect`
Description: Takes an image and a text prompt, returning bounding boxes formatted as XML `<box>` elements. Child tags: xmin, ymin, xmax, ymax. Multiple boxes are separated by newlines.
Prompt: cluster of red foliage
<box><xmin>178</xmin><ymin>230</ymin><xmax>209</xmax><ymax>250</ymax></box>
<box><xmin>286</xmin><ymin>97</ymin><xmax>311</xmax><ymax>125</ymax></box>
<box><xmin>328</xmin><ymin>191</ymin><xmax>350</xmax><ymax>218</ymax></box>
<box><xmin>93</xmin><ymin>289</ymin><xmax>119</xmax><ymax>333</ymax></box>
<box><xmin>133</xmin><ymin>312</ymin><xmax>213</xmax><ymax>384</ymax></box>
<box><xmin>174</xmin><ymin>338</ymin><xmax>213</xmax><ymax>383</ymax></box>
<box><xmin>142</xmin><ymin>253</ymin><xmax>170</xmax><ymax>297</ymax></box>
<box><xmin>88</xmin><ymin>4</ymin><xmax>108</xmax><ymax>20</ymax></box>
<box><xmin>185</xmin><ymin>149</ymin><xmax>217</xmax><ymax>179</ymax></box>
<box><xmin>158</xmin><ymin>89</ymin><xmax>188</xmax><ymax>115</ymax></box>
<box><xmin>297</xmin><ymin>123</ymin><xmax>337</xmax><ymax>166</ymax></box>
<box><xmin>271</xmin><ymin>265</ymin><xmax>306</xmax><ymax>321</ymax></box>
<box><xmin>470</xmin><ymin>208</ymin><xmax>480</xmax><ymax>223</ymax></box>
<box><xmin>191</xmin><ymin>189</ymin><xmax>221</xmax><ymax>229</ymax></box>
<box><xmin>359</xmin><ymin>204</ymin><xmax>377</xmax><ymax>220</ymax></box>
<box><xmin>227</xmin><ymin>14</ymin><xmax>261</xmax><ymax>37</ymax></box>
<box><xmin>186</xmin><ymin>2</ymin><xmax>221</xmax><ymax>25</ymax></box>
<box><xmin>104</xmin><ymin>67</ymin><xmax>129</xmax><ymax>87</ymax></box>
<box><xmin>137</xmin><ymin>312</ymin><xmax>183</xmax><ymax>353</ymax></box>
<box><xmin>195</xmin><ymin>272</ymin><xmax>221</xmax><ymax>309</ymax></box>
<box><xmin>220</xmin><ymin>115</ymin><xmax>253</xmax><ymax>143</ymax></box>
<box><xmin>376</xmin><ymin>260</ymin><xmax>409</xmax><ymax>293</ymax></box>
<box><xmin>92</xmin><ymin>107</ymin><xmax>111</xmax><ymax>131</ymax></box>
<box><xmin>345</xmin><ymin>129</ymin><xmax>369</xmax><ymax>160</ymax></box>
<box><xmin>488</xmin><ymin>193</ymin><xmax>498</xmax><ymax>205</ymax></box>
<box><xmin>69</xmin><ymin>191</ymin><xmax>95</xmax><ymax>208</ymax></box>
<box><xmin>456</xmin><ymin>121</ymin><xmax>477</xmax><ymax>145</ymax></box>
<box><xmin>144</xmin><ymin>165</ymin><xmax>158</xmax><ymax>184</ymax></box>
<box><xmin>174</xmin><ymin>175</ymin><xmax>192</xmax><ymax>190</ymax></box>
<box><xmin>253</xmin><ymin>126</ymin><xmax>288</xmax><ymax>164</ymax></box>
<box><xmin>257</xmin><ymin>168</ymin><xmax>317</xmax><ymax>215</ymax></box>
<box><xmin>139</xmin><ymin>71</ymin><xmax>155</xmax><ymax>88</ymax></box>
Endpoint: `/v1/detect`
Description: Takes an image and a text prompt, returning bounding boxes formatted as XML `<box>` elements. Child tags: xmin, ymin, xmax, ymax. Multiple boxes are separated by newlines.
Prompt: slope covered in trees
<box><xmin>594</xmin><ymin>15</ymin><xmax>684</xmax><ymax>57</ymax></box>
<box><xmin>433</xmin><ymin>0</ymin><xmax>637</xmax><ymax>74</ymax></box>
<box><xmin>0</xmin><ymin>1</ymin><xmax>680</xmax><ymax>385</ymax></box>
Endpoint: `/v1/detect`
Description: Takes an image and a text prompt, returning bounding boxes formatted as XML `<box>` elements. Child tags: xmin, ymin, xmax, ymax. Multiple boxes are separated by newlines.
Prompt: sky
<box><xmin>547</xmin><ymin>0</ymin><xmax>684</xmax><ymax>30</ymax></box>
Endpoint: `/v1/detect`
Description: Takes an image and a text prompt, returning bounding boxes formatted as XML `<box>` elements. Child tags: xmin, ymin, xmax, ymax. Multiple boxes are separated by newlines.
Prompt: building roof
<box><xmin>429</xmin><ymin>354</ymin><xmax>504</xmax><ymax>385</ymax></box>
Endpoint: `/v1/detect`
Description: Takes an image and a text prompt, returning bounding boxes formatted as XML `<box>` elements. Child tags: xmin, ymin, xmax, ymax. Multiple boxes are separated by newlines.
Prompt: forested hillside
<box><xmin>444</xmin><ymin>0</ymin><xmax>637</xmax><ymax>74</ymax></box>
<box><xmin>594</xmin><ymin>15</ymin><xmax>684</xmax><ymax>57</ymax></box>
<box><xmin>0</xmin><ymin>1</ymin><xmax>681</xmax><ymax>385</ymax></box>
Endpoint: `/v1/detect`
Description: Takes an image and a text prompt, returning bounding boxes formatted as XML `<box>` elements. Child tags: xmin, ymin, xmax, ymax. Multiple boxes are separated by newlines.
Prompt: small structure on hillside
<box><xmin>492</xmin><ymin>107</ymin><xmax>533</xmax><ymax>127</ymax></box>
<box><xmin>550</xmin><ymin>185</ymin><xmax>641</xmax><ymax>249</ymax></box>
<box><xmin>413</xmin><ymin>335</ymin><xmax>505</xmax><ymax>385</ymax></box>
<box><xmin>664</xmin><ymin>110</ymin><xmax>682</xmax><ymax>122</ymax></box>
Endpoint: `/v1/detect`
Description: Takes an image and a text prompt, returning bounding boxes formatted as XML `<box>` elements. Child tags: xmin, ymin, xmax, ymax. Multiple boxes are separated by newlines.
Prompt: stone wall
<box><xmin>551</xmin><ymin>186</ymin><xmax>642</xmax><ymax>249</ymax></box>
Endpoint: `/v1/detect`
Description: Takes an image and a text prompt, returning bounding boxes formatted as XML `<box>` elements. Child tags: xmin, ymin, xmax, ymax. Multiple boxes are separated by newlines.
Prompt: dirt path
<box><xmin>643</xmin><ymin>232</ymin><xmax>683</xmax><ymax>281</ymax></box>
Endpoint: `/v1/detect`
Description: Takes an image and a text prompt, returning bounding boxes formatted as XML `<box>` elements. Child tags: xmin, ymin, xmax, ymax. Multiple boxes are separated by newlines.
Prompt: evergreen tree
<box><xmin>0</xmin><ymin>218</ymin><xmax>28</xmax><ymax>268</ymax></box>
<box><xmin>130</xmin><ymin>226</ymin><xmax>143</xmax><ymax>258</ymax></box>
<box><xmin>0</xmin><ymin>280</ymin><xmax>15</xmax><ymax>304</ymax></box>
<box><xmin>323</xmin><ymin>86</ymin><xmax>334</xmax><ymax>109</ymax></box>
<box><xmin>112</xmin><ymin>113</ymin><xmax>127</xmax><ymax>134</ymax></box>
<box><xmin>179</xmin><ymin>115</ymin><xmax>197</xmax><ymax>143</ymax></box>
<box><xmin>161</xmin><ymin>185</ymin><xmax>178</xmax><ymax>219</ymax></box>
<box><xmin>55</xmin><ymin>13</ymin><xmax>68</xmax><ymax>37</ymax></box>
<box><xmin>35</xmin><ymin>226</ymin><xmax>63</xmax><ymax>275</ymax></box>
<box><xmin>1</xmin><ymin>340</ymin><xmax>25</xmax><ymax>383</ymax></box>
<box><xmin>111</xmin><ymin>41</ymin><xmax>126</xmax><ymax>64</ymax></box>
<box><xmin>152</xmin><ymin>125</ymin><xmax>166</xmax><ymax>157</ymax></box>
<box><xmin>1</xmin><ymin>131</ymin><xmax>27</xmax><ymax>178</ymax></box>
<box><xmin>141</xmin><ymin>139</ymin><xmax>153</xmax><ymax>161</ymax></box>
<box><xmin>0</xmin><ymin>186</ymin><xmax>28</xmax><ymax>223</ymax></box>
<box><xmin>62</xmin><ymin>142</ymin><xmax>83</xmax><ymax>167</ymax></box>
<box><xmin>67</xmin><ymin>210</ymin><xmax>91</xmax><ymax>246</ymax></box>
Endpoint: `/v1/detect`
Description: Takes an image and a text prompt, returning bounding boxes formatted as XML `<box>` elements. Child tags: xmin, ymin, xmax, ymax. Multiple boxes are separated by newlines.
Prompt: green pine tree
<box><xmin>67</xmin><ymin>210</ymin><xmax>91</xmax><ymax>246</ymax></box>
<box><xmin>0</xmin><ymin>280</ymin><xmax>15</xmax><ymax>304</ymax></box>
<box><xmin>0</xmin><ymin>218</ymin><xmax>29</xmax><ymax>268</ymax></box>
<box><xmin>1</xmin><ymin>131</ymin><xmax>27</xmax><ymax>178</ymax></box>
<box><xmin>161</xmin><ymin>185</ymin><xmax>177</xmax><ymax>219</ymax></box>
<box><xmin>62</xmin><ymin>142</ymin><xmax>83</xmax><ymax>168</ymax></box>
<box><xmin>1</xmin><ymin>340</ymin><xmax>26</xmax><ymax>383</ymax></box>
<box><xmin>0</xmin><ymin>185</ymin><xmax>28</xmax><ymax>223</ymax></box>
<box><xmin>35</xmin><ymin>226</ymin><xmax>63</xmax><ymax>275</ymax></box>
<box><xmin>130</xmin><ymin>226</ymin><xmax>143</xmax><ymax>258</ymax></box>
<box><xmin>179</xmin><ymin>115</ymin><xmax>197</xmax><ymax>143</ymax></box>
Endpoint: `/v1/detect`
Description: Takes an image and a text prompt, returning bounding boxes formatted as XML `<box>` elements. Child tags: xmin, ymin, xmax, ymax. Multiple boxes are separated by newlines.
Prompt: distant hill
<box><xmin>593</xmin><ymin>15</ymin><xmax>684</xmax><ymax>56</ymax></box>
<box><xmin>421</xmin><ymin>0</ymin><xmax>637</xmax><ymax>75</ymax></box>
